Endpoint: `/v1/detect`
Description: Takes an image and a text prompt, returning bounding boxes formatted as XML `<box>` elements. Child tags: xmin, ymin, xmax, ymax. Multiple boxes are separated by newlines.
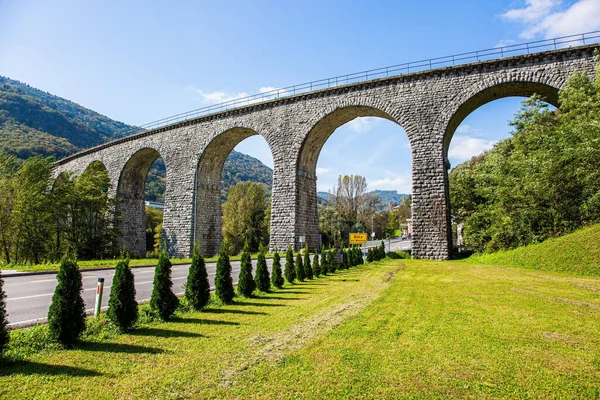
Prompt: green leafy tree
<box><xmin>185</xmin><ymin>242</ymin><xmax>210</xmax><ymax>310</ymax></box>
<box><xmin>150</xmin><ymin>248</ymin><xmax>179</xmax><ymax>321</ymax></box>
<box><xmin>107</xmin><ymin>258</ymin><xmax>138</xmax><ymax>332</ymax></box>
<box><xmin>303</xmin><ymin>246</ymin><xmax>313</xmax><ymax>280</ymax></box>
<box><xmin>215</xmin><ymin>243</ymin><xmax>235</xmax><ymax>303</ymax></box>
<box><xmin>271</xmin><ymin>249</ymin><xmax>284</xmax><ymax>289</ymax></box>
<box><xmin>237</xmin><ymin>243</ymin><xmax>255</xmax><ymax>297</ymax></box>
<box><xmin>0</xmin><ymin>269</ymin><xmax>8</xmax><ymax>356</ymax></box>
<box><xmin>48</xmin><ymin>253</ymin><xmax>86</xmax><ymax>346</ymax></box>
<box><xmin>222</xmin><ymin>182</ymin><xmax>268</xmax><ymax>254</ymax></box>
<box><xmin>284</xmin><ymin>245</ymin><xmax>296</xmax><ymax>284</ymax></box>
<box><xmin>255</xmin><ymin>244</ymin><xmax>270</xmax><ymax>292</ymax></box>
<box><xmin>295</xmin><ymin>252</ymin><xmax>305</xmax><ymax>282</ymax></box>
<box><xmin>313</xmin><ymin>251</ymin><xmax>321</xmax><ymax>277</ymax></box>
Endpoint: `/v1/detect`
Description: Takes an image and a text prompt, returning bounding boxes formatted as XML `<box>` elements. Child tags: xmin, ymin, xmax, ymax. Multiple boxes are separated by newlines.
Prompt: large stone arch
<box><xmin>195</xmin><ymin>126</ymin><xmax>273</xmax><ymax>257</ymax></box>
<box><xmin>116</xmin><ymin>147</ymin><xmax>163</xmax><ymax>257</ymax></box>
<box><xmin>295</xmin><ymin>104</ymin><xmax>408</xmax><ymax>251</ymax></box>
<box><xmin>435</xmin><ymin>76</ymin><xmax>563</xmax><ymax>257</ymax></box>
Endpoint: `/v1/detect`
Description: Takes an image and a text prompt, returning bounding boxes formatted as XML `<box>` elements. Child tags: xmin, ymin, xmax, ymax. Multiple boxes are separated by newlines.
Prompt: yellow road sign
<box><xmin>349</xmin><ymin>233</ymin><xmax>368</xmax><ymax>244</ymax></box>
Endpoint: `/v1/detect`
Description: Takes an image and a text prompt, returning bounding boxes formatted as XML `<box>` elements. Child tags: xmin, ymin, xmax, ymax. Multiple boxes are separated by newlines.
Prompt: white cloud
<box><xmin>190</xmin><ymin>85</ymin><xmax>284</xmax><ymax>106</ymax></box>
<box><xmin>501</xmin><ymin>0</ymin><xmax>600</xmax><ymax>39</ymax></box>
<box><xmin>316</xmin><ymin>167</ymin><xmax>331</xmax><ymax>175</ymax></box>
<box><xmin>346</xmin><ymin>117</ymin><xmax>379</xmax><ymax>133</ymax></box>
<box><xmin>494</xmin><ymin>39</ymin><xmax>517</xmax><ymax>48</ymax></box>
<box><xmin>456</xmin><ymin>124</ymin><xmax>484</xmax><ymax>136</ymax></box>
<box><xmin>448</xmin><ymin>135</ymin><xmax>496</xmax><ymax>163</ymax></box>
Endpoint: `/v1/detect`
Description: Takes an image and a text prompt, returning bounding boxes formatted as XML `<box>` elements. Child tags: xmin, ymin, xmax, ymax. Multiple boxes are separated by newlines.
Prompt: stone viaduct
<box><xmin>53</xmin><ymin>43</ymin><xmax>598</xmax><ymax>260</ymax></box>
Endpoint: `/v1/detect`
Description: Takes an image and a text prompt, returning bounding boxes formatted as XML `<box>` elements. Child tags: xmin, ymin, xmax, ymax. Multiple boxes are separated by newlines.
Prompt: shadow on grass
<box><xmin>257</xmin><ymin>296</ymin><xmax>302</xmax><ymax>301</ymax></box>
<box><xmin>233</xmin><ymin>301</ymin><xmax>287</xmax><ymax>308</ymax></box>
<box><xmin>0</xmin><ymin>360</ymin><xmax>101</xmax><ymax>377</ymax></box>
<box><xmin>202</xmin><ymin>308</ymin><xmax>267</xmax><ymax>316</ymax></box>
<box><xmin>171</xmin><ymin>317</ymin><xmax>240</xmax><ymax>326</ymax></box>
<box><xmin>275</xmin><ymin>289</ymin><xmax>308</xmax><ymax>294</ymax></box>
<box><xmin>130</xmin><ymin>327</ymin><xmax>206</xmax><ymax>338</ymax></box>
<box><xmin>78</xmin><ymin>341</ymin><xmax>165</xmax><ymax>354</ymax></box>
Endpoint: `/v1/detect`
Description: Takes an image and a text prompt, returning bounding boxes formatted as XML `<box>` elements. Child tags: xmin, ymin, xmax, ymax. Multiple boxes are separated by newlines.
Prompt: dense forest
<box><xmin>450</xmin><ymin>61</ymin><xmax>600</xmax><ymax>253</ymax></box>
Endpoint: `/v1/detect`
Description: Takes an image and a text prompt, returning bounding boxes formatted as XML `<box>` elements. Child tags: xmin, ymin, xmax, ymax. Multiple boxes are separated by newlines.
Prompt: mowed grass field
<box><xmin>2</xmin><ymin>259</ymin><xmax>600</xmax><ymax>399</ymax></box>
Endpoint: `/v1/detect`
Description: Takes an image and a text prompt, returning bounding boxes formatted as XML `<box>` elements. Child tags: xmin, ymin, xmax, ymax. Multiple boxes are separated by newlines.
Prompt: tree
<box><xmin>295</xmin><ymin>252</ymin><xmax>305</xmax><ymax>282</ymax></box>
<box><xmin>356</xmin><ymin>246</ymin><xmax>364</xmax><ymax>265</ymax></box>
<box><xmin>222</xmin><ymin>182</ymin><xmax>268</xmax><ymax>254</ymax></box>
<box><xmin>255</xmin><ymin>244</ymin><xmax>271</xmax><ymax>292</ymax></box>
<box><xmin>271</xmin><ymin>249</ymin><xmax>284</xmax><ymax>289</ymax></box>
<box><xmin>237</xmin><ymin>243</ymin><xmax>255</xmax><ymax>297</ymax></box>
<box><xmin>386</xmin><ymin>211</ymin><xmax>399</xmax><ymax>236</ymax></box>
<box><xmin>328</xmin><ymin>249</ymin><xmax>337</xmax><ymax>273</ymax></box>
<box><xmin>367</xmin><ymin>248</ymin><xmax>373</xmax><ymax>263</ymax></box>
<box><xmin>303</xmin><ymin>246</ymin><xmax>313</xmax><ymax>280</ymax></box>
<box><xmin>330</xmin><ymin>175</ymin><xmax>368</xmax><ymax>223</ymax></box>
<box><xmin>48</xmin><ymin>253</ymin><xmax>86</xmax><ymax>346</ymax></box>
<box><xmin>313</xmin><ymin>251</ymin><xmax>321</xmax><ymax>277</ymax></box>
<box><xmin>107</xmin><ymin>258</ymin><xmax>138</xmax><ymax>332</ymax></box>
<box><xmin>150</xmin><ymin>248</ymin><xmax>179</xmax><ymax>321</ymax></box>
<box><xmin>284</xmin><ymin>245</ymin><xmax>296</xmax><ymax>284</ymax></box>
<box><xmin>0</xmin><ymin>269</ymin><xmax>8</xmax><ymax>356</ymax></box>
<box><xmin>379</xmin><ymin>241</ymin><xmax>386</xmax><ymax>260</ymax></box>
<box><xmin>185</xmin><ymin>242</ymin><xmax>210</xmax><ymax>310</ymax></box>
<box><xmin>215</xmin><ymin>243</ymin><xmax>235</xmax><ymax>304</ymax></box>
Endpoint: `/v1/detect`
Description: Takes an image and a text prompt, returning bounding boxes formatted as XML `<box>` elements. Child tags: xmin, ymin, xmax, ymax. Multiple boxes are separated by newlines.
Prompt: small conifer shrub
<box><xmin>48</xmin><ymin>253</ymin><xmax>86</xmax><ymax>346</ymax></box>
<box><xmin>107</xmin><ymin>258</ymin><xmax>138</xmax><ymax>332</ymax></box>
<box><xmin>313</xmin><ymin>251</ymin><xmax>321</xmax><ymax>277</ymax></box>
<box><xmin>295</xmin><ymin>252</ymin><xmax>305</xmax><ymax>282</ymax></box>
<box><xmin>237</xmin><ymin>243</ymin><xmax>256</xmax><ymax>297</ymax></box>
<box><xmin>271</xmin><ymin>249</ymin><xmax>284</xmax><ymax>289</ymax></box>
<box><xmin>328</xmin><ymin>249</ymin><xmax>337</xmax><ymax>273</ymax></box>
<box><xmin>0</xmin><ymin>269</ymin><xmax>9</xmax><ymax>356</ymax></box>
<box><xmin>150</xmin><ymin>248</ymin><xmax>179</xmax><ymax>321</ymax></box>
<box><xmin>255</xmin><ymin>244</ymin><xmax>271</xmax><ymax>292</ymax></box>
<box><xmin>185</xmin><ymin>242</ymin><xmax>211</xmax><ymax>311</ymax></box>
<box><xmin>215</xmin><ymin>243</ymin><xmax>235</xmax><ymax>304</ymax></box>
<box><xmin>367</xmin><ymin>248</ymin><xmax>374</xmax><ymax>262</ymax></box>
<box><xmin>304</xmin><ymin>246</ymin><xmax>313</xmax><ymax>280</ymax></box>
<box><xmin>284</xmin><ymin>245</ymin><xmax>296</xmax><ymax>284</ymax></box>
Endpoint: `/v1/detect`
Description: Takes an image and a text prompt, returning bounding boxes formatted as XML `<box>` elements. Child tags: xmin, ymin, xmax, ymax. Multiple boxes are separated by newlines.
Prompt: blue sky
<box><xmin>1</xmin><ymin>0</ymin><xmax>599</xmax><ymax>194</ymax></box>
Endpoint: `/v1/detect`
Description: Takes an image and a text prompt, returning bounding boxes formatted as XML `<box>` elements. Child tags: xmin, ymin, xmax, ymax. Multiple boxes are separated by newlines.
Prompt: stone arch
<box><xmin>117</xmin><ymin>147</ymin><xmax>163</xmax><ymax>257</ymax></box>
<box><xmin>295</xmin><ymin>104</ymin><xmax>408</xmax><ymax>251</ymax></box>
<box><xmin>436</xmin><ymin>77</ymin><xmax>561</xmax><ymax>258</ymax></box>
<box><xmin>440</xmin><ymin>79</ymin><xmax>562</xmax><ymax>161</ymax></box>
<box><xmin>195</xmin><ymin>127</ymin><xmax>273</xmax><ymax>257</ymax></box>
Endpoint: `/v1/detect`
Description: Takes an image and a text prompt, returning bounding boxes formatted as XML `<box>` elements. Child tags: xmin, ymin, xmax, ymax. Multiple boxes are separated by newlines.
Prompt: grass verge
<box><xmin>466</xmin><ymin>224</ymin><xmax>600</xmax><ymax>276</ymax></box>
<box><xmin>1</xmin><ymin>259</ymin><xmax>599</xmax><ymax>398</ymax></box>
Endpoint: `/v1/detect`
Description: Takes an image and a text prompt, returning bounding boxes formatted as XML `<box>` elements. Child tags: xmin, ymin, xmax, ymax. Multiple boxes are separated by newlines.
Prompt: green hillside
<box><xmin>466</xmin><ymin>224</ymin><xmax>600</xmax><ymax>276</ymax></box>
<box><xmin>0</xmin><ymin>75</ymin><xmax>273</xmax><ymax>200</ymax></box>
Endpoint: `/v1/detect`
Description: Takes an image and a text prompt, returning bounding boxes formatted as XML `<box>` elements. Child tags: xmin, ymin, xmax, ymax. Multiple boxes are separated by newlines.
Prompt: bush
<box><xmin>295</xmin><ymin>253</ymin><xmax>305</xmax><ymax>282</ymax></box>
<box><xmin>48</xmin><ymin>254</ymin><xmax>86</xmax><ymax>346</ymax></box>
<box><xmin>367</xmin><ymin>248</ymin><xmax>374</xmax><ymax>263</ymax></box>
<box><xmin>185</xmin><ymin>242</ymin><xmax>210</xmax><ymax>311</ymax></box>
<box><xmin>284</xmin><ymin>245</ymin><xmax>296</xmax><ymax>284</ymax></box>
<box><xmin>304</xmin><ymin>246</ymin><xmax>313</xmax><ymax>280</ymax></box>
<box><xmin>386</xmin><ymin>251</ymin><xmax>410</xmax><ymax>260</ymax></box>
<box><xmin>215</xmin><ymin>244</ymin><xmax>235</xmax><ymax>304</ymax></box>
<box><xmin>107</xmin><ymin>258</ymin><xmax>138</xmax><ymax>332</ymax></box>
<box><xmin>150</xmin><ymin>248</ymin><xmax>179</xmax><ymax>321</ymax></box>
<box><xmin>237</xmin><ymin>243</ymin><xmax>255</xmax><ymax>297</ymax></box>
<box><xmin>356</xmin><ymin>247</ymin><xmax>364</xmax><ymax>265</ymax></box>
<box><xmin>328</xmin><ymin>249</ymin><xmax>337</xmax><ymax>273</ymax></box>
<box><xmin>271</xmin><ymin>249</ymin><xmax>284</xmax><ymax>289</ymax></box>
<box><xmin>312</xmin><ymin>252</ymin><xmax>320</xmax><ymax>277</ymax></box>
<box><xmin>255</xmin><ymin>245</ymin><xmax>271</xmax><ymax>292</ymax></box>
<box><xmin>343</xmin><ymin>249</ymin><xmax>350</xmax><ymax>269</ymax></box>
<box><xmin>0</xmin><ymin>269</ymin><xmax>8</xmax><ymax>356</ymax></box>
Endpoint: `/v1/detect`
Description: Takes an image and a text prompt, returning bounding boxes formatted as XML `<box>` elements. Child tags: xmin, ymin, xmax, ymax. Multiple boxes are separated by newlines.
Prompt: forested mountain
<box><xmin>0</xmin><ymin>75</ymin><xmax>273</xmax><ymax>201</ymax></box>
<box><xmin>317</xmin><ymin>189</ymin><xmax>409</xmax><ymax>210</ymax></box>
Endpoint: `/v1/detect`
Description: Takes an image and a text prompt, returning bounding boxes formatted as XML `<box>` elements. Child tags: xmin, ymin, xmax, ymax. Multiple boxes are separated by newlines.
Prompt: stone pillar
<box><xmin>194</xmin><ymin>181</ymin><xmax>222</xmax><ymax>257</ymax></box>
<box><xmin>117</xmin><ymin>192</ymin><xmax>146</xmax><ymax>257</ymax></box>
<box><xmin>269</xmin><ymin>150</ymin><xmax>298</xmax><ymax>253</ymax></box>
<box><xmin>295</xmin><ymin>170</ymin><xmax>320</xmax><ymax>252</ymax></box>
<box><xmin>410</xmin><ymin>138</ymin><xmax>451</xmax><ymax>260</ymax></box>
<box><xmin>162</xmin><ymin>164</ymin><xmax>196</xmax><ymax>258</ymax></box>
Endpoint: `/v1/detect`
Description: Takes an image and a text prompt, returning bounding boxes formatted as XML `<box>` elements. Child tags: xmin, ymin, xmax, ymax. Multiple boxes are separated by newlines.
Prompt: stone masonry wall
<box><xmin>53</xmin><ymin>44</ymin><xmax>599</xmax><ymax>260</ymax></box>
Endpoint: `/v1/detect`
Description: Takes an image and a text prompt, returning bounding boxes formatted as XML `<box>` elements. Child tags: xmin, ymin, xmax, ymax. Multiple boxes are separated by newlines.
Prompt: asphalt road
<box><xmin>3</xmin><ymin>240</ymin><xmax>411</xmax><ymax>327</ymax></box>
<box><xmin>4</xmin><ymin>258</ymin><xmax>273</xmax><ymax>328</ymax></box>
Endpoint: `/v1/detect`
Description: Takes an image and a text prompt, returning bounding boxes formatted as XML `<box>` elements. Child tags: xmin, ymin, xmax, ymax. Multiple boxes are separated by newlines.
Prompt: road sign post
<box><xmin>94</xmin><ymin>278</ymin><xmax>105</xmax><ymax>317</ymax></box>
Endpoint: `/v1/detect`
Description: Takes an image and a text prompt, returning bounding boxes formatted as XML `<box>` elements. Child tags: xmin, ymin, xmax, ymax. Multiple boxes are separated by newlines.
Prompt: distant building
<box><xmin>145</xmin><ymin>201</ymin><xmax>165</xmax><ymax>211</ymax></box>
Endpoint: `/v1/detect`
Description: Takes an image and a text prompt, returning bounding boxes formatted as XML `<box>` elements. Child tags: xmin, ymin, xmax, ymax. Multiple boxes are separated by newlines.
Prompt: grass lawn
<box><xmin>1</xmin><ymin>259</ymin><xmax>600</xmax><ymax>398</ymax></box>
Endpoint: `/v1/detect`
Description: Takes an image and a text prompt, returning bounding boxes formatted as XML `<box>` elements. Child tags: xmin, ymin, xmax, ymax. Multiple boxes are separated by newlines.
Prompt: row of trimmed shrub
<box><xmin>0</xmin><ymin>240</ymin><xmax>404</xmax><ymax>355</ymax></box>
